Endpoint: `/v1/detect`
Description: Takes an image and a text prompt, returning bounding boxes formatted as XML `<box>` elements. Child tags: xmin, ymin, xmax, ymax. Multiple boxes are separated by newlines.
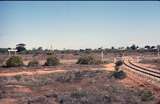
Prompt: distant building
<box><xmin>8</xmin><ymin>48</ymin><xmax>17</xmax><ymax>56</ymax></box>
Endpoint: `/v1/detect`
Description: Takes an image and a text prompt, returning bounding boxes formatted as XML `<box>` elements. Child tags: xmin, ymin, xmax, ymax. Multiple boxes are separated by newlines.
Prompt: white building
<box><xmin>8</xmin><ymin>48</ymin><xmax>17</xmax><ymax>56</ymax></box>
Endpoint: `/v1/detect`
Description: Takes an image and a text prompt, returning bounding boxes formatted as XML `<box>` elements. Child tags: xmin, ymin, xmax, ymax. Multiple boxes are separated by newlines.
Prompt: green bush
<box><xmin>14</xmin><ymin>75</ymin><xmax>22</xmax><ymax>81</ymax></box>
<box><xmin>71</xmin><ymin>90</ymin><xmax>88</xmax><ymax>98</ymax></box>
<box><xmin>76</xmin><ymin>55</ymin><xmax>102</xmax><ymax>65</ymax></box>
<box><xmin>28</xmin><ymin>60</ymin><xmax>39</xmax><ymax>67</ymax></box>
<box><xmin>111</xmin><ymin>70</ymin><xmax>126</xmax><ymax>79</ymax></box>
<box><xmin>45</xmin><ymin>56</ymin><xmax>60</xmax><ymax>66</ymax></box>
<box><xmin>139</xmin><ymin>90</ymin><xmax>154</xmax><ymax>101</ymax></box>
<box><xmin>6</xmin><ymin>56</ymin><xmax>23</xmax><ymax>67</ymax></box>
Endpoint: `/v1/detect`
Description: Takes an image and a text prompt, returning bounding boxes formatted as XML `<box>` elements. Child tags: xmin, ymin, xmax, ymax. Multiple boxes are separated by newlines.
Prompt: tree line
<box><xmin>0</xmin><ymin>43</ymin><xmax>159</xmax><ymax>54</ymax></box>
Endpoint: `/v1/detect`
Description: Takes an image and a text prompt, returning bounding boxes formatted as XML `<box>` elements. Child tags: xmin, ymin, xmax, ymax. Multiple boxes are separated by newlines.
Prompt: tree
<box><xmin>37</xmin><ymin>47</ymin><xmax>43</xmax><ymax>51</ymax></box>
<box><xmin>144</xmin><ymin>45</ymin><xmax>151</xmax><ymax>51</ymax></box>
<box><xmin>130</xmin><ymin>44</ymin><xmax>138</xmax><ymax>50</ymax></box>
<box><xmin>151</xmin><ymin>46</ymin><xmax>155</xmax><ymax>49</ymax></box>
<box><xmin>16</xmin><ymin>43</ymin><xmax>26</xmax><ymax>52</ymax></box>
<box><xmin>151</xmin><ymin>46</ymin><xmax>155</xmax><ymax>50</ymax></box>
<box><xmin>0</xmin><ymin>48</ymin><xmax>8</xmax><ymax>53</ymax></box>
<box><xmin>111</xmin><ymin>46</ymin><xmax>115</xmax><ymax>50</ymax></box>
<box><xmin>118</xmin><ymin>47</ymin><xmax>125</xmax><ymax>50</ymax></box>
<box><xmin>85</xmin><ymin>48</ymin><xmax>92</xmax><ymax>53</ymax></box>
<box><xmin>144</xmin><ymin>45</ymin><xmax>150</xmax><ymax>50</ymax></box>
<box><xmin>126</xmin><ymin>46</ymin><xmax>130</xmax><ymax>50</ymax></box>
<box><xmin>157</xmin><ymin>45</ymin><xmax>160</xmax><ymax>56</ymax></box>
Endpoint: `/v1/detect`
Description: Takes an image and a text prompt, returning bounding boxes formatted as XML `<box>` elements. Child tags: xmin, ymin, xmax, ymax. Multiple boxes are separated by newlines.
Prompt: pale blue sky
<box><xmin>0</xmin><ymin>1</ymin><xmax>160</xmax><ymax>49</ymax></box>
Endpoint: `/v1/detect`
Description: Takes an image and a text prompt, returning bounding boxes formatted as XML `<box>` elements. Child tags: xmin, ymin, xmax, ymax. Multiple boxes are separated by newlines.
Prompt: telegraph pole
<box><xmin>50</xmin><ymin>44</ymin><xmax>54</xmax><ymax>54</ymax></box>
<box><xmin>101</xmin><ymin>47</ymin><xmax>104</xmax><ymax>62</ymax></box>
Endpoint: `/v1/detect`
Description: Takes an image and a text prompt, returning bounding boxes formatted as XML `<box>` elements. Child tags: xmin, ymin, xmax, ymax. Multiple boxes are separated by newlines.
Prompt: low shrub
<box><xmin>14</xmin><ymin>75</ymin><xmax>22</xmax><ymax>81</ymax></box>
<box><xmin>76</xmin><ymin>55</ymin><xmax>102</xmax><ymax>65</ymax></box>
<box><xmin>45</xmin><ymin>56</ymin><xmax>60</xmax><ymax>66</ymax></box>
<box><xmin>28</xmin><ymin>60</ymin><xmax>39</xmax><ymax>67</ymax></box>
<box><xmin>111</xmin><ymin>70</ymin><xmax>126</xmax><ymax>79</ymax></box>
<box><xmin>6</xmin><ymin>56</ymin><xmax>23</xmax><ymax>67</ymax></box>
<box><xmin>70</xmin><ymin>90</ymin><xmax>88</xmax><ymax>98</ymax></box>
<box><xmin>139</xmin><ymin>90</ymin><xmax>154</xmax><ymax>101</ymax></box>
<box><xmin>57</xmin><ymin>90</ymin><xmax>112</xmax><ymax>104</ymax></box>
<box><xmin>56</xmin><ymin>70</ymin><xmax>104</xmax><ymax>83</ymax></box>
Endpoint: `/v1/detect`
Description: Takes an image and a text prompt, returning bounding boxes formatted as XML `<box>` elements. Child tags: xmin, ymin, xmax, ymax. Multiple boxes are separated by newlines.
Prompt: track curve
<box><xmin>128</xmin><ymin>60</ymin><xmax>160</xmax><ymax>75</ymax></box>
<box><xmin>124</xmin><ymin>59</ymin><xmax>160</xmax><ymax>79</ymax></box>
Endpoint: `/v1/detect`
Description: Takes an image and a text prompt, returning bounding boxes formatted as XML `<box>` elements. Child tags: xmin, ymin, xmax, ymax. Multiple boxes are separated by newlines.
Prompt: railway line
<box><xmin>124</xmin><ymin>58</ymin><xmax>160</xmax><ymax>81</ymax></box>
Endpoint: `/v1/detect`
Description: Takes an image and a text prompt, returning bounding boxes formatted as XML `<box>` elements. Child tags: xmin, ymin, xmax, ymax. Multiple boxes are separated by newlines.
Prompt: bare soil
<box><xmin>0</xmin><ymin>54</ymin><xmax>160</xmax><ymax>104</ymax></box>
<box><xmin>139</xmin><ymin>57</ymin><xmax>160</xmax><ymax>70</ymax></box>
<box><xmin>0</xmin><ymin>63</ymin><xmax>159</xmax><ymax>104</ymax></box>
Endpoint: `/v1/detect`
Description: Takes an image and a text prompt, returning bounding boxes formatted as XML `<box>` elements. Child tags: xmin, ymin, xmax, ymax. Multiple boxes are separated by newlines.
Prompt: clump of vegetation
<box><xmin>6</xmin><ymin>56</ymin><xmax>23</xmax><ymax>67</ymax></box>
<box><xmin>56</xmin><ymin>70</ymin><xmax>104</xmax><ymax>83</ymax></box>
<box><xmin>57</xmin><ymin>90</ymin><xmax>112</xmax><ymax>104</ymax></box>
<box><xmin>76</xmin><ymin>55</ymin><xmax>102</xmax><ymax>65</ymax></box>
<box><xmin>56</xmin><ymin>71</ymin><xmax>77</xmax><ymax>82</ymax></box>
<box><xmin>139</xmin><ymin>90</ymin><xmax>154</xmax><ymax>101</ymax></box>
<box><xmin>28</xmin><ymin>60</ymin><xmax>39</xmax><ymax>67</ymax></box>
<box><xmin>70</xmin><ymin>90</ymin><xmax>88</xmax><ymax>98</ymax></box>
<box><xmin>45</xmin><ymin>56</ymin><xmax>60</xmax><ymax>66</ymax></box>
<box><xmin>14</xmin><ymin>75</ymin><xmax>22</xmax><ymax>81</ymax></box>
<box><xmin>114</xmin><ymin>60</ymin><xmax>123</xmax><ymax>71</ymax></box>
<box><xmin>112</xmin><ymin>60</ymin><xmax>126</xmax><ymax>79</ymax></box>
<box><xmin>112</xmin><ymin>70</ymin><xmax>126</xmax><ymax>79</ymax></box>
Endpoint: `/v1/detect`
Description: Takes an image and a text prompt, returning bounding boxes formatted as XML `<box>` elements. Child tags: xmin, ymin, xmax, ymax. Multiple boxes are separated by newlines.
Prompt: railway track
<box><xmin>124</xmin><ymin>59</ymin><xmax>160</xmax><ymax>81</ymax></box>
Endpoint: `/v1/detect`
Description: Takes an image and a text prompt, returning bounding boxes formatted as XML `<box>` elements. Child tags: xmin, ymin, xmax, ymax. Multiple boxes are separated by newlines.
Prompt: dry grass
<box><xmin>0</xmin><ymin>68</ymin><xmax>158</xmax><ymax>104</ymax></box>
<box><xmin>0</xmin><ymin>54</ymin><xmax>159</xmax><ymax>104</ymax></box>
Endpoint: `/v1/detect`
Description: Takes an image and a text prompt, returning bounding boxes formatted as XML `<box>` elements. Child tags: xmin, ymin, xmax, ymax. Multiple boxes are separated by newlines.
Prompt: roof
<box><xmin>8</xmin><ymin>49</ymin><xmax>17</xmax><ymax>52</ymax></box>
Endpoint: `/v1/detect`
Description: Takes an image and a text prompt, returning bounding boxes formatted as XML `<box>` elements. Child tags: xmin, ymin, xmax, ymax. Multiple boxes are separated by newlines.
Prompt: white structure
<box><xmin>114</xmin><ymin>57</ymin><xmax>123</xmax><ymax>63</ymax></box>
<box><xmin>100</xmin><ymin>47</ymin><xmax>104</xmax><ymax>62</ymax></box>
<box><xmin>8</xmin><ymin>48</ymin><xmax>17</xmax><ymax>56</ymax></box>
<box><xmin>101</xmin><ymin>50</ymin><xmax>104</xmax><ymax>62</ymax></box>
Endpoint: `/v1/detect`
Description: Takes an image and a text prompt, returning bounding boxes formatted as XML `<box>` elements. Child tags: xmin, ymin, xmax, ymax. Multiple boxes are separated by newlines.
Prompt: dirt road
<box><xmin>0</xmin><ymin>64</ymin><xmax>108</xmax><ymax>77</ymax></box>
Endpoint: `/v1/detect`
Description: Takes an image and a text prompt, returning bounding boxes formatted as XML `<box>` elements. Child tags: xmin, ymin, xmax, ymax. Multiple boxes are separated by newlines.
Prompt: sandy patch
<box><xmin>103</xmin><ymin>63</ymin><xmax>115</xmax><ymax>71</ymax></box>
<box><xmin>0</xmin><ymin>69</ymin><xmax>66</xmax><ymax>77</ymax></box>
<box><xmin>0</xmin><ymin>98</ymin><xmax>17</xmax><ymax>104</ymax></box>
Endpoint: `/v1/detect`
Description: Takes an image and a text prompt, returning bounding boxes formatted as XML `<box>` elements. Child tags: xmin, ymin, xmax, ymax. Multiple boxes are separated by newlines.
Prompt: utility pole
<box><xmin>50</xmin><ymin>44</ymin><xmax>54</xmax><ymax>55</ymax></box>
<box><xmin>50</xmin><ymin>44</ymin><xmax>52</xmax><ymax>50</ymax></box>
<box><xmin>101</xmin><ymin>47</ymin><xmax>104</xmax><ymax>62</ymax></box>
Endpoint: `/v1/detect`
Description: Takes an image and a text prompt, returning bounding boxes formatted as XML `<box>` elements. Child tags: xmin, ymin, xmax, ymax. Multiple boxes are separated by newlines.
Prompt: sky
<box><xmin>0</xmin><ymin>1</ymin><xmax>160</xmax><ymax>50</ymax></box>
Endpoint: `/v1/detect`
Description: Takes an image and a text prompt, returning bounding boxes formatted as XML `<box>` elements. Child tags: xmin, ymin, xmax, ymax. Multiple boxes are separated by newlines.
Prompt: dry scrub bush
<box><xmin>56</xmin><ymin>70</ymin><xmax>104</xmax><ymax>83</ymax></box>
<box><xmin>45</xmin><ymin>56</ymin><xmax>60</xmax><ymax>66</ymax></box>
<box><xmin>6</xmin><ymin>56</ymin><xmax>23</xmax><ymax>67</ymax></box>
<box><xmin>14</xmin><ymin>75</ymin><xmax>22</xmax><ymax>81</ymax></box>
<box><xmin>28</xmin><ymin>60</ymin><xmax>39</xmax><ymax>67</ymax></box>
<box><xmin>57</xmin><ymin>89</ymin><xmax>112</xmax><ymax>104</ymax></box>
<box><xmin>76</xmin><ymin>55</ymin><xmax>102</xmax><ymax>65</ymax></box>
<box><xmin>111</xmin><ymin>70</ymin><xmax>126</xmax><ymax>79</ymax></box>
<box><xmin>139</xmin><ymin>90</ymin><xmax>154</xmax><ymax>101</ymax></box>
<box><xmin>112</xmin><ymin>60</ymin><xmax>126</xmax><ymax>79</ymax></box>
